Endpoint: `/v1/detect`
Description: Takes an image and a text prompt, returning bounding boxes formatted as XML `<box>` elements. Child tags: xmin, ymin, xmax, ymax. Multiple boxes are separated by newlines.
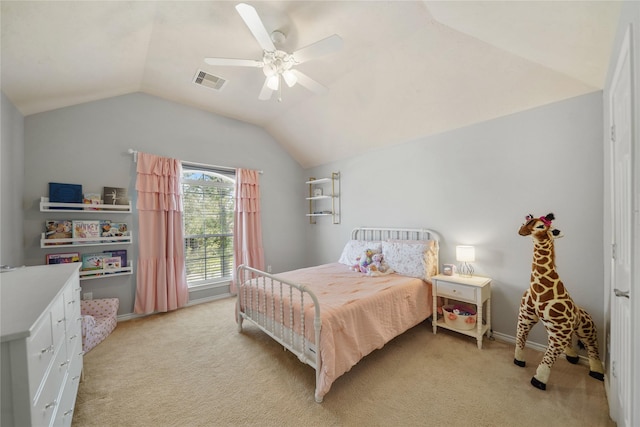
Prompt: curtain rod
<box><xmin>127</xmin><ymin>149</ymin><xmax>263</xmax><ymax>174</ymax></box>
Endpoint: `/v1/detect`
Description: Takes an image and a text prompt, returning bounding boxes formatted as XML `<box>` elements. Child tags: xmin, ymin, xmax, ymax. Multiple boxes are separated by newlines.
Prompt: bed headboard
<box><xmin>351</xmin><ymin>227</ymin><xmax>440</xmax><ymax>242</ymax></box>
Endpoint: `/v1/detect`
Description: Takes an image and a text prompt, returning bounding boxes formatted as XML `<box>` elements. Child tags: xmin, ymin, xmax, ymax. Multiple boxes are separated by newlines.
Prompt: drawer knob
<box><xmin>45</xmin><ymin>400</ymin><xmax>57</xmax><ymax>409</ymax></box>
<box><xmin>69</xmin><ymin>334</ymin><xmax>78</xmax><ymax>340</ymax></box>
<box><xmin>40</xmin><ymin>345</ymin><xmax>53</xmax><ymax>354</ymax></box>
<box><xmin>60</xmin><ymin>360</ymin><xmax>70</xmax><ymax>367</ymax></box>
<box><xmin>64</xmin><ymin>409</ymin><xmax>74</xmax><ymax>416</ymax></box>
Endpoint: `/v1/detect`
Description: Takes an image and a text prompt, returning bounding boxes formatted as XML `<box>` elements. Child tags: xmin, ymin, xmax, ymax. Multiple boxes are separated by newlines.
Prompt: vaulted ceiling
<box><xmin>1</xmin><ymin>1</ymin><xmax>621</xmax><ymax>168</ymax></box>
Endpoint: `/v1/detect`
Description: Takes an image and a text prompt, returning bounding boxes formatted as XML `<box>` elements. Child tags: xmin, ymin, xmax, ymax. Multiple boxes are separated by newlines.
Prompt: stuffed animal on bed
<box><xmin>370</xmin><ymin>252</ymin><xmax>392</xmax><ymax>274</ymax></box>
<box><xmin>351</xmin><ymin>250</ymin><xmax>393</xmax><ymax>276</ymax></box>
<box><xmin>351</xmin><ymin>249</ymin><xmax>375</xmax><ymax>273</ymax></box>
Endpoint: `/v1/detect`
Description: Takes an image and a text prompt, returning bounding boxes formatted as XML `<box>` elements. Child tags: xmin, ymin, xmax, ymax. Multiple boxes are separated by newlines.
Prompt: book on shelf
<box><xmin>45</xmin><ymin>220</ymin><xmax>72</xmax><ymax>244</ymax></box>
<box><xmin>105</xmin><ymin>249</ymin><xmax>127</xmax><ymax>268</ymax></box>
<box><xmin>100</xmin><ymin>220</ymin><xmax>129</xmax><ymax>242</ymax></box>
<box><xmin>49</xmin><ymin>182</ymin><xmax>83</xmax><ymax>209</ymax></box>
<box><xmin>81</xmin><ymin>253</ymin><xmax>108</xmax><ymax>271</ymax></box>
<box><xmin>102</xmin><ymin>256</ymin><xmax>122</xmax><ymax>271</ymax></box>
<box><xmin>83</xmin><ymin>193</ymin><xmax>102</xmax><ymax>210</ymax></box>
<box><xmin>46</xmin><ymin>252</ymin><xmax>80</xmax><ymax>264</ymax></box>
<box><xmin>103</xmin><ymin>186</ymin><xmax>128</xmax><ymax>207</ymax></box>
<box><xmin>72</xmin><ymin>220</ymin><xmax>101</xmax><ymax>243</ymax></box>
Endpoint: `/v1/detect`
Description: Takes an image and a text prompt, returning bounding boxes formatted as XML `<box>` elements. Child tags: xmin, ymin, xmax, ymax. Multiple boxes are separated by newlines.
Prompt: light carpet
<box><xmin>73</xmin><ymin>297</ymin><xmax>614</xmax><ymax>427</ymax></box>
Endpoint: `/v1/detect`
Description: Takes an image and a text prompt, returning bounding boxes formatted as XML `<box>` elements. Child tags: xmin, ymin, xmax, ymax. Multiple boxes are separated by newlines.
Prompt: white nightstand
<box><xmin>431</xmin><ymin>274</ymin><xmax>492</xmax><ymax>349</ymax></box>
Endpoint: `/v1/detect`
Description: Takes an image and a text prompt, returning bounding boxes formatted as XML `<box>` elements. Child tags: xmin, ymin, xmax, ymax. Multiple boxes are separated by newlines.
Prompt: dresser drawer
<box><xmin>55</xmin><ymin>352</ymin><xmax>83</xmax><ymax>427</ymax></box>
<box><xmin>31</xmin><ymin>340</ymin><xmax>68</xmax><ymax>427</ymax></box>
<box><xmin>27</xmin><ymin>312</ymin><xmax>54</xmax><ymax>401</ymax></box>
<box><xmin>51</xmin><ymin>296</ymin><xmax>66</xmax><ymax>349</ymax></box>
<box><xmin>63</xmin><ymin>284</ymin><xmax>81</xmax><ymax>336</ymax></box>
<box><xmin>436</xmin><ymin>280</ymin><xmax>477</xmax><ymax>301</ymax></box>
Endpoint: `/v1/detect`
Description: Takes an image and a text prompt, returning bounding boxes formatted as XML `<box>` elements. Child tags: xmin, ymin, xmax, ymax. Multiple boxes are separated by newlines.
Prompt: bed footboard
<box><xmin>236</xmin><ymin>264</ymin><xmax>324</xmax><ymax>402</ymax></box>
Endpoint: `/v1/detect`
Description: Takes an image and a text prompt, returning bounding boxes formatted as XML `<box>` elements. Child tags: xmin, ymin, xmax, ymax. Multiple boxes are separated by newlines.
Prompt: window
<box><xmin>181</xmin><ymin>164</ymin><xmax>235</xmax><ymax>288</ymax></box>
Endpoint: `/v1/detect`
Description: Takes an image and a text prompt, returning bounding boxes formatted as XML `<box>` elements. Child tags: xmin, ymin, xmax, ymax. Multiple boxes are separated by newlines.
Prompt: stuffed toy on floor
<box><xmin>513</xmin><ymin>213</ymin><xmax>604</xmax><ymax>390</ymax></box>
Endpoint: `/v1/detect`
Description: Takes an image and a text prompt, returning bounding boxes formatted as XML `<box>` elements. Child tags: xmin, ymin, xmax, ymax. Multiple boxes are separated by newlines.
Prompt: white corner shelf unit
<box><xmin>39</xmin><ymin>197</ymin><xmax>133</xmax><ymax>281</ymax></box>
<box><xmin>306</xmin><ymin>172</ymin><xmax>340</xmax><ymax>224</ymax></box>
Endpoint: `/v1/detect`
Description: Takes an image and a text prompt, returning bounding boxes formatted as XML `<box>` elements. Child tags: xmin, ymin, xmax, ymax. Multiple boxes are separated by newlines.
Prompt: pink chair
<box><xmin>80</xmin><ymin>298</ymin><xmax>119</xmax><ymax>353</ymax></box>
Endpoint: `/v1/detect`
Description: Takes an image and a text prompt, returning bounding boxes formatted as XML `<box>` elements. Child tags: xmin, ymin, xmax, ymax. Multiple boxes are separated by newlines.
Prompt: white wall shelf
<box><xmin>40</xmin><ymin>197</ymin><xmax>132</xmax><ymax>213</ymax></box>
<box><xmin>39</xmin><ymin>194</ymin><xmax>133</xmax><ymax>282</ymax></box>
<box><xmin>41</xmin><ymin>234</ymin><xmax>132</xmax><ymax>248</ymax></box>
<box><xmin>79</xmin><ymin>265</ymin><xmax>133</xmax><ymax>281</ymax></box>
<box><xmin>307</xmin><ymin>172</ymin><xmax>340</xmax><ymax>224</ymax></box>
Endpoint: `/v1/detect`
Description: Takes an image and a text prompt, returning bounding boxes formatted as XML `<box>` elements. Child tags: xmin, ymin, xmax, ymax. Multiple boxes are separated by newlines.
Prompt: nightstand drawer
<box><xmin>437</xmin><ymin>281</ymin><xmax>476</xmax><ymax>301</ymax></box>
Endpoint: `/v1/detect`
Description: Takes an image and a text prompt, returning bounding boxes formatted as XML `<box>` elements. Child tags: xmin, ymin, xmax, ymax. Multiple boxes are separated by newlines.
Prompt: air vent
<box><xmin>193</xmin><ymin>70</ymin><xmax>227</xmax><ymax>91</ymax></box>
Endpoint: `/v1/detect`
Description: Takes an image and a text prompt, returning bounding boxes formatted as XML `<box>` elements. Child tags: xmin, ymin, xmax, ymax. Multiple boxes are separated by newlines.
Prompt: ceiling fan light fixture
<box><xmin>271</xmin><ymin>30</ymin><xmax>286</xmax><ymax>45</ymax></box>
<box><xmin>263</xmin><ymin>62</ymin><xmax>276</xmax><ymax>77</ymax></box>
<box><xmin>267</xmin><ymin>75</ymin><xmax>279</xmax><ymax>91</ymax></box>
<box><xmin>282</xmin><ymin>70</ymin><xmax>297</xmax><ymax>87</ymax></box>
<box><xmin>204</xmin><ymin>3</ymin><xmax>343</xmax><ymax>101</ymax></box>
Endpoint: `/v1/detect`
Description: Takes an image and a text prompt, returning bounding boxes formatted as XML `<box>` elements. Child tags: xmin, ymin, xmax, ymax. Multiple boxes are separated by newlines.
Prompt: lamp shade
<box><xmin>456</xmin><ymin>245</ymin><xmax>475</xmax><ymax>262</ymax></box>
<box><xmin>282</xmin><ymin>70</ymin><xmax>297</xmax><ymax>87</ymax></box>
<box><xmin>266</xmin><ymin>75</ymin><xmax>279</xmax><ymax>91</ymax></box>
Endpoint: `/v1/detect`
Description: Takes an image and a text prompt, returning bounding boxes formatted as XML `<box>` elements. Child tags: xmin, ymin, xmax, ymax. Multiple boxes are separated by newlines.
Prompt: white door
<box><xmin>608</xmin><ymin>25</ymin><xmax>633</xmax><ymax>427</ymax></box>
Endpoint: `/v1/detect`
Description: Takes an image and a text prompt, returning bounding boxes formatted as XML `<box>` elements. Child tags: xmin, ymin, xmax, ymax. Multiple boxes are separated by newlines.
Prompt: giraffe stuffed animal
<box><xmin>514</xmin><ymin>213</ymin><xmax>604</xmax><ymax>390</ymax></box>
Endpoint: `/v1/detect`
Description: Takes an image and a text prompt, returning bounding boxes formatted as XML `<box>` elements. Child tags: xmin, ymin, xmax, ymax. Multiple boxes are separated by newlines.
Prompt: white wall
<box><xmin>1</xmin><ymin>91</ymin><xmax>25</xmax><ymax>267</ymax></box>
<box><xmin>23</xmin><ymin>93</ymin><xmax>307</xmax><ymax>314</ymax></box>
<box><xmin>306</xmin><ymin>91</ymin><xmax>605</xmax><ymax>348</ymax></box>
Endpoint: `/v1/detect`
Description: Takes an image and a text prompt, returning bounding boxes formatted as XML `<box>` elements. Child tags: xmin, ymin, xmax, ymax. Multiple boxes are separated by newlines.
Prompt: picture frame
<box><xmin>443</xmin><ymin>264</ymin><xmax>455</xmax><ymax>276</ymax></box>
<box><xmin>313</xmin><ymin>188</ymin><xmax>323</xmax><ymax>197</ymax></box>
<box><xmin>103</xmin><ymin>186</ymin><xmax>128</xmax><ymax>206</ymax></box>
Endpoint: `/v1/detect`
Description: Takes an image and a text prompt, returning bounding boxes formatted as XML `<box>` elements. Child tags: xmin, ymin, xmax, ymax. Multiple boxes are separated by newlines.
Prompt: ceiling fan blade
<box><xmin>235</xmin><ymin>3</ymin><xmax>276</xmax><ymax>52</ymax></box>
<box><xmin>204</xmin><ymin>58</ymin><xmax>262</xmax><ymax>67</ymax></box>
<box><xmin>258</xmin><ymin>77</ymin><xmax>274</xmax><ymax>100</ymax></box>
<box><xmin>292</xmin><ymin>34</ymin><xmax>343</xmax><ymax>64</ymax></box>
<box><xmin>290</xmin><ymin>70</ymin><xmax>328</xmax><ymax>95</ymax></box>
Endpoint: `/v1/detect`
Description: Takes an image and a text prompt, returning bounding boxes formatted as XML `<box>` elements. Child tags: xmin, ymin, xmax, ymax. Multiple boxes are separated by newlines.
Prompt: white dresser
<box><xmin>1</xmin><ymin>264</ymin><xmax>83</xmax><ymax>427</ymax></box>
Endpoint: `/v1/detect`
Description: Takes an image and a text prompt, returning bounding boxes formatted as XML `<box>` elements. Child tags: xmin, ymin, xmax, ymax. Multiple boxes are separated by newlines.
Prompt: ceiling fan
<box><xmin>204</xmin><ymin>3</ymin><xmax>343</xmax><ymax>101</ymax></box>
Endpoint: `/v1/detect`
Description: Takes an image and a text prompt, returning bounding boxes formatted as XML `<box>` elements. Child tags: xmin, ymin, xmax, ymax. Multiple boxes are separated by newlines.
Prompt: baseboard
<box><xmin>116</xmin><ymin>293</ymin><xmax>233</xmax><ymax>322</ymax></box>
<box><xmin>491</xmin><ymin>331</ymin><xmax>590</xmax><ymax>366</ymax></box>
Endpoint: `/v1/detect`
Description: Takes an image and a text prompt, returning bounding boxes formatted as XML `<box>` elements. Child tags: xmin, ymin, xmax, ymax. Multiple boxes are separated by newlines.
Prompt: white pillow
<box><xmin>382</xmin><ymin>240</ymin><xmax>439</xmax><ymax>279</ymax></box>
<box><xmin>338</xmin><ymin>240</ymin><xmax>382</xmax><ymax>266</ymax></box>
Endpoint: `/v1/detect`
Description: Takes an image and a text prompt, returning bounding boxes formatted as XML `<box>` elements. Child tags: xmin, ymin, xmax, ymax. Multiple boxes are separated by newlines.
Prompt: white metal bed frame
<box><xmin>235</xmin><ymin>226</ymin><xmax>439</xmax><ymax>403</ymax></box>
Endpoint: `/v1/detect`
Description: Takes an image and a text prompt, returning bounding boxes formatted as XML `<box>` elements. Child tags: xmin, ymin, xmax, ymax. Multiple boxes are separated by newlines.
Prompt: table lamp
<box><xmin>456</xmin><ymin>245</ymin><xmax>475</xmax><ymax>277</ymax></box>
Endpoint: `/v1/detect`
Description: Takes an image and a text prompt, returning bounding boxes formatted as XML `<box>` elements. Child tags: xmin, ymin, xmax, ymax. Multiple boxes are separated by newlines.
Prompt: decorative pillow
<box><xmin>381</xmin><ymin>240</ymin><xmax>439</xmax><ymax>280</ymax></box>
<box><xmin>338</xmin><ymin>240</ymin><xmax>382</xmax><ymax>266</ymax></box>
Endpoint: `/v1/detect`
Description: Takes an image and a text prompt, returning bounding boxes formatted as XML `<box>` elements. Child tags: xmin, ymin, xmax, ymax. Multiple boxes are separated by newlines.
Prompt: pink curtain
<box><xmin>232</xmin><ymin>169</ymin><xmax>265</xmax><ymax>293</ymax></box>
<box><xmin>134</xmin><ymin>152</ymin><xmax>188</xmax><ymax>314</ymax></box>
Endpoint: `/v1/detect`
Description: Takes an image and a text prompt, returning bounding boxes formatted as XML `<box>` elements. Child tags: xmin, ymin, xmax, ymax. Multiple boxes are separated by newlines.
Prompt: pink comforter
<box><xmin>258</xmin><ymin>262</ymin><xmax>432</xmax><ymax>400</ymax></box>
